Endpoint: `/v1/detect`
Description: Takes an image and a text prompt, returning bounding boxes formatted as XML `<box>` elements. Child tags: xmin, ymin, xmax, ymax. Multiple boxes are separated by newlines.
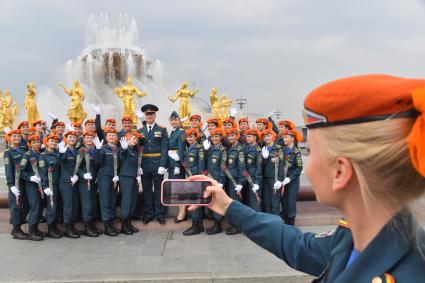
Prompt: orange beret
<box><xmin>304</xmin><ymin>74</ymin><xmax>425</xmax><ymax>177</ymax></box>
<box><xmin>238</xmin><ymin>117</ymin><xmax>249</xmax><ymax>124</ymax></box>
<box><xmin>85</xmin><ymin>119</ymin><xmax>95</xmax><ymax>125</ymax></box>
<box><xmin>105</xmin><ymin>128</ymin><xmax>118</xmax><ymax>134</ymax></box>
<box><xmin>45</xmin><ymin>134</ymin><xmax>59</xmax><ymax>142</ymax></box>
<box><xmin>28</xmin><ymin>135</ymin><xmax>40</xmax><ymax>143</ymax></box>
<box><xmin>83</xmin><ymin>131</ymin><xmax>95</xmax><ymax>137</ymax></box>
<box><xmin>32</xmin><ymin>120</ymin><xmax>44</xmax><ymax>126</ymax></box>
<box><xmin>207</xmin><ymin>118</ymin><xmax>219</xmax><ymax>125</ymax></box>
<box><xmin>226</xmin><ymin>128</ymin><xmax>238</xmax><ymax>135</ymax></box>
<box><xmin>190</xmin><ymin>114</ymin><xmax>201</xmax><ymax>121</ymax></box>
<box><xmin>122</xmin><ymin>115</ymin><xmax>133</xmax><ymax>122</ymax></box>
<box><xmin>17</xmin><ymin>121</ymin><xmax>29</xmax><ymax>129</ymax></box>
<box><xmin>7</xmin><ymin>129</ymin><xmax>21</xmax><ymax>136</ymax></box>
<box><xmin>71</xmin><ymin>122</ymin><xmax>82</xmax><ymax>128</ymax></box>
<box><xmin>28</xmin><ymin>126</ymin><xmax>36</xmax><ymax>134</ymax></box>
<box><xmin>125</xmin><ymin>131</ymin><xmax>143</xmax><ymax>140</ymax></box>
<box><xmin>105</xmin><ymin>118</ymin><xmax>116</xmax><ymax>124</ymax></box>
<box><xmin>210</xmin><ymin>128</ymin><xmax>225</xmax><ymax>137</ymax></box>
<box><xmin>185</xmin><ymin>128</ymin><xmax>200</xmax><ymax>138</ymax></box>
<box><xmin>245</xmin><ymin>128</ymin><xmax>259</xmax><ymax>138</ymax></box>
<box><xmin>283</xmin><ymin>130</ymin><xmax>303</xmax><ymax>142</ymax></box>
<box><xmin>64</xmin><ymin>131</ymin><xmax>77</xmax><ymax>137</ymax></box>
<box><xmin>278</xmin><ymin>120</ymin><xmax>295</xmax><ymax>130</ymax></box>
<box><xmin>53</xmin><ymin>121</ymin><xmax>65</xmax><ymax>128</ymax></box>
<box><xmin>261</xmin><ymin>129</ymin><xmax>277</xmax><ymax>141</ymax></box>
<box><xmin>256</xmin><ymin>118</ymin><xmax>269</xmax><ymax>124</ymax></box>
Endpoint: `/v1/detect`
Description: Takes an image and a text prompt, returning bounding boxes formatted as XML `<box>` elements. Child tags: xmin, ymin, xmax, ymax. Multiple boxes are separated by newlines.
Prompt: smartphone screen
<box><xmin>161</xmin><ymin>180</ymin><xmax>213</xmax><ymax>206</ymax></box>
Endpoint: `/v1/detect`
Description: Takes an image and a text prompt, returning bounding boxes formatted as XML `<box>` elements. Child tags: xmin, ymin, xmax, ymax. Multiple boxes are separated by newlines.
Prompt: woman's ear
<box><xmin>331</xmin><ymin>157</ymin><xmax>354</xmax><ymax>192</ymax></box>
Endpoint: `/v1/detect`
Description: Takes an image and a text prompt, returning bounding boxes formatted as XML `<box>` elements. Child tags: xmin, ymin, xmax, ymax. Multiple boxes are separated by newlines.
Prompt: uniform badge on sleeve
<box><xmin>39</xmin><ymin>160</ymin><xmax>45</xmax><ymax>167</ymax></box>
<box><xmin>4</xmin><ymin>157</ymin><xmax>9</xmax><ymax>165</ymax></box>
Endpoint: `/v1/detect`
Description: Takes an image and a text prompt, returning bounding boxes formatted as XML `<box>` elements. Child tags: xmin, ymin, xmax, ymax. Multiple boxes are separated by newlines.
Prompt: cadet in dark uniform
<box><xmin>244</xmin><ymin>129</ymin><xmax>263</xmax><ymax>212</ymax></box>
<box><xmin>224</xmin><ymin>127</ymin><xmax>245</xmax><ymax>235</ymax></box>
<box><xmin>261</xmin><ymin>129</ymin><xmax>284</xmax><ymax>216</ymax></box>
<box><xmin>203</xmin><ymin>128</ymin><xmax>227</xmax><ymax>234</ymax></box>
<box><xmin>281</xmin><ymin>130</ymin><xmax>303</xmax><ymax>225</ymax></box>
<box><xmin>93</xmin><ymin>129</ymin><xmax>121</xmax><ymax>236</ymax></box>
<box><xmin>189</xmin><ymin>114</ymin><xmax>207</xmax><ymax>143</ymax></box>
<box><xmin>52</xmin><ymin>121</ymin><xmax>65</xmax><ymax>143</ymax></box>
<box><xmin>238</xmin><ymin>117</ymin><xmax>249</xmax><ymax>145</ymax></box>
<box><xmin>138</xmin><ymin>104</ymin><xmax>168</xmax><ymax>225</ymax></box>
<box><xmin>58</xmin><ymin>131</ymin><xmax>81</xmax><ymax>238</ymax></box>
<box><xmin>118</xmin><ymin>131</ymin><xmax>143</xmax><ymax>235</ymax></box>
<box><xmin>182</xmin><ymin>128</ymin><xmax>206</xmax><ymax>236</ymax></box>
<box><xmin>84</xmin><ymin>119</ymin><xmax>97</xmax><ymax>136</ymax></box>
<box><xmin>255</xmin><ymin>118</ymin><xmax>271</xmax><ymax>147</ymax></box>
<box><xmin>19</xmin><ymin>135</ymin><xmax>44</xmax><ymax>240</ymax></box>
<box><xmin>33</xmin><ymin>120</ymin><xmax>46</xmax><ymax>145</ymax></box>
<box><xmin>118</xmin><ymin>115</ymin><xmax>134</xmax><ymax>140</ymax></box>
<box><xmin>4</xmin><ymin>129</ymin><xmax>27</xmax><ymax>240</ymax></box>
<box><xmin>92</xmin><ymin>103</ymin><xmax>117</xmax><ymax>142</ymax></box>
<box><xmin>39</xmin><ymin>134</ymin><xmax>63</xmax><ymax>238</ymax></box>
<box><xmin>276</xmin><ymin>120</ymin><xmax>295</xmax><ymax>147</ymax></box>
<box><xmin>193</xmin><ymin>74</ymin><xmax>425</xmax><ymax>282</ymax></box>
<box><xmin>17</xmin><ymin>121</ymin><xmax>30</xmax><ymax>152</ymax></box>
<box><xmin>167</xmin><ymin>111</ymin><xmax>187</xmax><ymax>223</ymax></box>
<box><xmin>71</xmin><ymin>122</ymin><xmax>84</xmax><ymax>150</ymax></box>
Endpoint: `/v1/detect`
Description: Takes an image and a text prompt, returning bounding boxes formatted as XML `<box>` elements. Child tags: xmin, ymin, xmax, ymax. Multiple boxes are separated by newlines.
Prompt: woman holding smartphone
<box><xmin>189</xmin><ymin>75</ymin><xmax>425</xmax><ymax>282</ymax></box>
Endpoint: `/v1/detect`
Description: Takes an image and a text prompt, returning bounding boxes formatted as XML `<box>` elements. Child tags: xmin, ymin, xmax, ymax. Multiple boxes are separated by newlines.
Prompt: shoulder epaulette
<box><xmin>293</xmin><ymin>147</ymin><xmax>301</xmax><ymax>153</ymax></box>
<box><xmin>41</xmin><ymin>152</ymin><xmax>46</xmax><ymax>155</ymax></box>
<box><xmin>157</xmin><ymin>124</ymin><xmax>165</xmax><ymax>128</ymax></box>
<box><xmin>25</xmin><ymin>151</ymin><xmax>31</xmax><ymax>156</ymax></box>
<box><xmin>220</xmin><ymin>145</ymin><xmax>226</xmax><ymax>151</ymax></box>
<box><xmin>338</xmin><ymin>219</ymin><xmax>350</xmax><ymax>229</ymax></box>
<box><xmin>4</xmin><ymin>147</ymin><xmax>10</xmax><ymax>152</ymax></box>
<box><xmin>255</xmin><ymin>145</ymin><xmax>261</xmax><ymax>151</ymax></box>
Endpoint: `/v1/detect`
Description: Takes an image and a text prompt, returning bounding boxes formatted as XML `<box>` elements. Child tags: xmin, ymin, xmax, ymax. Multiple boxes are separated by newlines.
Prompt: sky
<box><xmin>1</xmin><ymin>0</ymin><xmax>425</xmax><ymax>125</ymax></box>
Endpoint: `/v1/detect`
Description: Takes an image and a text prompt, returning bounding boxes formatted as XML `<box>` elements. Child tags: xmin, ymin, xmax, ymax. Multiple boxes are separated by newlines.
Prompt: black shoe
<box><xmin>143</xmin><ymin>217</ymin><xmax>153</xmax><ymax>224</ymax></box>
<box><xmin>51</xmin><ymin>223</ymin><xmax>64</xmax><ymax>237</ymax></box>
<box><xmin>157</xmin><ymin>218</ymin><xmax>166</xmax><ymax>225</ymax></box>
<box><xmin>47</xmin><ymin>224</ymin><xmax>62</xmax><ymax>239</ymax></box>
<box><xmin>128</xmin><ymin>221</ymin><xmax>139</xmax><ymax>233</ymax></box>
<box><xmin>64</xmin><ymin>224</ymin><xmax>80</xmax><ymax>238</ymax></box>
<box><xmin>173</xmin><ymin>215</ymin><xmax>187</xmax><ymax>223</ymax></box>
<box><xmin>109</xmin><ymin>221</ymin><xmax>121</xmax><ymax>234</ymax></box>
<box><xmin>89</xmin><ymin>220</ymin><xmax>103</xmax><ymax>234</ymax></box>
<box><xmin>39</xmin><ymin>215</ymin><xmax>47</xmax><ymax>223</ymax></box>
<box><xmin>121</xmin><ymin>220</ymin><xmax>133</xmax><ymax>235</ymax></box>
<box><xmin>286</xmin><ymin>217</ymin><xmax>295</xmax><ymax>226</ymax></box>
<box><xmin>84</xmin><ymin>222</ymin><xmax>99</xmax><ymax>237</ymax></box>
<box><xmin>104</xmin><ymin>222</ymin><xmax>118</xmax><ymax>237</ymax></box>
<box><xmin>72</xmin><ymin>224</ymin><xmax>82</xmax><ymax>236</ymax></box>
<box><xmin>206</xmin><ymin>220</ymin><xmax>222</xmax><ymax>235</ymax></box>
<box><xmin>183</xmin><ymin>220</ymin><xmax>203</xmax><ymax>236</ymax></box>
<box><xmin>28</xmin><ymin>225</ymin><xmax>43</xmax><ymax>241</ymax></box>
<box><xmin>226</xmin><ymin>226</ymin><xmax>241</xmax><ymax>235</ymax></box>
<box><xmin>12</xmin><ymin>225</ymin><xmax>28</xmax><ymax>240</ymax></box>
<box><xmin>35</xmin><ymin>224</ymin><xmax>47</xmax><ymax>237</ymax></box>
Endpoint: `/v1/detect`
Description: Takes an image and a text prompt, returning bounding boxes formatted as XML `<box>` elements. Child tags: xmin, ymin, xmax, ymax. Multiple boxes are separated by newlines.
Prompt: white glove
<box><xmin>93</xmin><ymin>137</ymin><xmax>103</xmax><ymax>149</ymax></box>
<box><xmin>30</xmin><ymin>175</ymin><xmax>40</xmax><ymax>183</ymax></box>
<box><xmin>218</xmin><ymin>183</ymin><xmax>223</xmax><ymax>188</ymax></box>
<box><xmin>283</xmin><ymin>177</ymin><xmax>291</xmax><ymax>186</ymax></box>
<box><xmin>10</xmin><ymin>186</ymin><xmax>20</xmax><ymax>197</ymax></box>
<box><xmin>138</xmin><ymin>167</ymin><xmax>143</xmax><ymax>175</ymax></box>
<box><xmin>273</xmin><ymin>181</ymin><xmax>283</xmax><ymax>191</ymax></box>
<box><xmin>90</xmin><ymin>103</ymin><xmax>101</xmax><ymax>115</ymax></box>
<box><xmin>70</xmin><ymin>175</ymin><xmax>79</xmax><ymax>185</ymax></box>
<box><xmin>180</xmin><ymin>117</ymin><xmax>188</xmax><ymax>123</ymax></box>
<box><xmin>84</xmin><ymin>173</ymin><xmax>92</xmax><ymax>180</ymax></box>
<box><xmin>58</xmin><ymin>141</ymin><xmax>67</xmax><ymax>153</ymax></box>
<box><xmin>202</xmin><ymin>139</ymin><xmax>211</xmax><ymax>150</ymax></box>
<box><xmin>235</xmin><ymin>184</ymin><xmax>243</xmax><ymax>193</ymax></box>
<box><xmin>47</xmin><ymin>112</ymin><xmax>57</xmax><ymax>120</ymax></box>
<box><xmin>262</xmin><ymin>146</ymin><xmax>269</xmax><ymax>159</ymax></box>
<box><xmin>168</xmin><ymin>150</ymin><xmax>180</xmax><ymax>161</ymax></box>
<box><xmin>112</xmin><ymin>176</ymin><xmax>119</xmax><ymax>182</ymax></box>
<box><xmin>41</xmin><ymin>144</ymin><xmax>46</xmax><ymax>149</ymax></box>
<box><xmin>158</xmin><ymin>167</ymin><xmax>166</xmax><ymax>175</ymax></box>
<box><xmin>252</xmin><ymin>184</ymin><xmax>260</xmax><ymax>193</ymax></box>
<box><xmin>136</xmin><ymin>176</ymin><xmax>141</xmax><ymax>183</ymax></box>
<box><xmin>135</xmin><ymin>110</ymin><xmax>144</xmax><ymax>121</ymax></box>
<box><xmin>201</xmin><ymin>122</ymin><xmax>208</xmax><ymax>132</ymax></box>
<box><xmin>119</xmin><ymin>137</ymin><xmax>128</xmax><ymax>150</ymax></box>
<box><xmin>174</xmin><ymin>167</ymin><xmax>180</xmax><ymax>175</ymax></box>
<box><xmin>230</xmin><ymin>108</ymin><xmax>238</xmax><ymax>117</ymax></box>
<box><xmin>3</xmin><ymin>127</ymin><xmax>11</xmax><ymax>134</ymax></box>
<box><xmin>65</xmin><ymin>124</ymin><xmax>75</xmax><ymax>132</ymax></box>
<box><xmin>43</xmin><ymin>188</ymin><xmax>53</xmax><ymax>196</ymax></box>
<box><xmin>268</xmin><ymin>109</ymin><xmax>276</xmax><ymax>117</ymax></box>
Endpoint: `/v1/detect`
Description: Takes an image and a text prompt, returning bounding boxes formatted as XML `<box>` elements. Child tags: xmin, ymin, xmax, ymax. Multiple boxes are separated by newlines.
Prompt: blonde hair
<box><xmin>318</xmin><ymin>118</ymin><xmax>425</xmax><ymax>214</ymax></box>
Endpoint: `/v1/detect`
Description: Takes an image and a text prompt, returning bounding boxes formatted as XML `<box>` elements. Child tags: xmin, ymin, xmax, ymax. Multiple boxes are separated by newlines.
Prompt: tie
<box><xmin>148</xmin><ymin>126</ymin><xmax>152</xmax><ymax>133</ymax></box>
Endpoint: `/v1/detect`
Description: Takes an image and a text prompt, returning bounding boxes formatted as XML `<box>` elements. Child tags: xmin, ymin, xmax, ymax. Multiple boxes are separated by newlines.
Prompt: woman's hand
<box><xmin>187</xmin><ymin>175</ymin><xmax>233</xmax><ymax>216</ymax></box>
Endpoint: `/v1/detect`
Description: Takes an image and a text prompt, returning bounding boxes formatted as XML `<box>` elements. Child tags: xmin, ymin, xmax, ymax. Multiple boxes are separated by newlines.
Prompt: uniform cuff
<box><xmin>226</xmin><ymin>201</ymin><xmax>256</xmax><ymax>230</ymax></box>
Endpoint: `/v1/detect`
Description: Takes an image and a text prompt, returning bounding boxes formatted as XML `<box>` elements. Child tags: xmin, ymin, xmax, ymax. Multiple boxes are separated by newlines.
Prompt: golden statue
<box><xmin>11</xmin><ymin>102</ymin><xmax>19</xmax><ymax>125</ymax></box>
<box><xmin>1</xmin><ymin>89</ymin><xmax>14</xmax><ymax>129</ymax></box>
<box><xmin>24</xmin><ymin>83</ymin><xmax>40</xmax><ymax>125</ymax></box>
<box><xmin>114</xmin><ymin>76</ymin><xmax>147</xmax><ymax>123</ymax></box>
<box><xmin>169</xmin><ymin>81</ymin><xmax>198</xmax><ymax>120</ymax></box>
<box><xmin>210</xmin><ymin>88</ymin><xmax>222</xmax><ymax>119</ymax></box>
<box><xmin>219</xmin><ymin>94</ymin><xmax>233</xmax><ymax>120</ymax></box>
<box><xmin>59</xmin><ymin>80</ymin><xmax>87</xmax><ymax>123</ymax></box>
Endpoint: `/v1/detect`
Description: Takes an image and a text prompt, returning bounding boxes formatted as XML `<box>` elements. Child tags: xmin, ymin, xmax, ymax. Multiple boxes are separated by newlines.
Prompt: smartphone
<box><xmin>161</xmin><ymin>180</ymin><xmax>213</xmax><ymax>206</ymax></box>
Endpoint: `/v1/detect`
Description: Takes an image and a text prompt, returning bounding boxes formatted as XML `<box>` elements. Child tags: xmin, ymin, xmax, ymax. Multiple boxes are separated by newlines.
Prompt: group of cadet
<box><xmin>4</xmin><ymin>103</ymin><xmax>303</xmax><ymax>240</ymax></box>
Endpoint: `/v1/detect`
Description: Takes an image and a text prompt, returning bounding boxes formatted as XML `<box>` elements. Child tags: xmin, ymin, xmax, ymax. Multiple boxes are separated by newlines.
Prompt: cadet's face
<box><xmin>283</xmin><ymin>135</ymin><xmax>294</xmax><ymax>146</ymax></box>
<box><xmin>84</xmin><ymin>135</ymin><xmax>94</xmax><ymax>146</ymax></box>
<box><xmin>106</xmin><ymin>122</ymin><xmax>116</xmax><ymax>129</ymax></box>
<box><xmin>47</xmin><ymin>139</ymin><xmax>58</xmax><ymax>149</ymax></box>
<box><xmin>75</xmin><ymin>127</ymin><xmax>82</xmax><ymax>136</ymax></box>
<box><xmin>21</xmin><ymin>125</ymin><xmax>29</xmax><ymax>134</ymax></box>
<box><xmin>246</xmin><ymin>135</ymin><xmax>256</xmax><ymax>144</ymax></box>
<box><xmin>278</xmin><ymin>124</ymin><xmax>286</xmax><ymax>134</ymax></box>
<box><xmin>305</xmin><ymin>130</ymin><xmax>334</xmax><ymax>205</ymax></box>
<box><xmin>129</xmin><ymin>136</ymin><xmax>139</xmax><ymax>146</ymax></box>
<box><xmin>190</xmin><ymin>119</ymin><xmax>200</xmax><ymax>128</ymax></box>
<box><xmin>170</xmin><ymin>118</ymin><xmax>180</xmax><ymax>128</ymax></box>
<box><xmin>86</xmin><ymin>123</ymin><xmax>95</xmax><ymax>132</ymax></box>
<box><xmin>122</xmin><ymin>120</ymin><xmax>133</xmax><ymax>131</ymax></box>
<box><xmin>263</xmin><ymin>134</ymin><xmax>273</xmax><ymax>145</ymax></box>
<box><xmin>186</xmin><ymin>134</ymin><xmax>196</xmax><ymax>144</ymax></box>
<box><xmin>228</xmin><ymin>133</ymin><xmax>237</xmax><ymax>143</ymax></box>
<box><xmin>207</xmin><ymin>124</ymin><xmax>216</xmax><ymax>131</ymax></box>
<box><xmin>56</xmin><ymin>126</ymin><xmax>65</xmax><ymax>134</ymax></box>
<box><xmin>10</xmin><ymin>134</ymin><xmax>21</xmax><ymax>144</ymax></box>
<box><xmin>30</xmin><ymin>140</ymin><xmax>40</xmax><ymax>151</ymax></box>
<box><xmin>145</xmin><ymin>112</ymin><xmax>156</xmax><ymax>123</ymax></box>
<box><xmin>35</xmin><ymin>124</ymin><xmax>43</xmax><ymax>132</ymax></box>
<box><xmin>224</xmin><ymin>123</ymin><xmax>232</xmax><ymax>130</ymax></box>
<box><xmin>66</xmin><ymin>135</ymin><xmax>77</xmax><ymax>145</ymax></box>
<box><xmin>106</xmin><ymin>133</ymin><xmax>117</xmax><ymax>143</ymax></box>
<box><xmin>211</xmin><ymin>135</ymin><xmax>221</xmax><ymax>145</ymax></box>
<box><xmin>256</xmin><ymin>123</ymin><xmax>266</xmax><ymax>131</ymax></box>
<box><xmin>239</xmin><ymin>122</ymin><xmax>248</xmax><ymax>131</ymax></box>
